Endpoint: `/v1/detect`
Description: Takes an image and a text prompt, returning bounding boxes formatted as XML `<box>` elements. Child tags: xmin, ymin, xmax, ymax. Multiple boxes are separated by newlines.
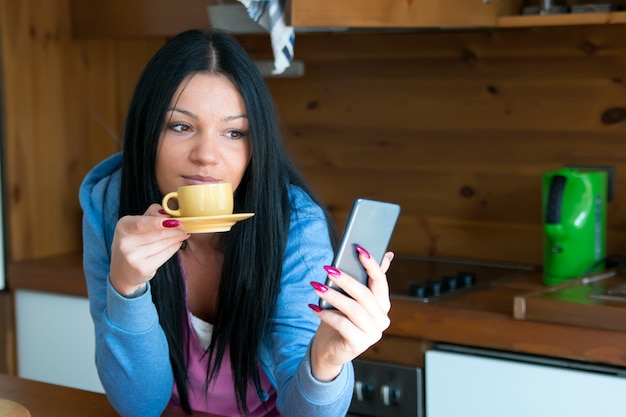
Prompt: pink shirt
<box><xmin>169</xmin><ymin>313</ymin><xmax>279</xmax><ymax>416</ymax></box>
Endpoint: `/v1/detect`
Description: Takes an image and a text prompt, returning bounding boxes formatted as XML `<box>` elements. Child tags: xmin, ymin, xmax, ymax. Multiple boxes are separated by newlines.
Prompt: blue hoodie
<box><xmin>79</xmin><ymin>152</ymin><xmax>354</xmax><ymax>417</ymax></box>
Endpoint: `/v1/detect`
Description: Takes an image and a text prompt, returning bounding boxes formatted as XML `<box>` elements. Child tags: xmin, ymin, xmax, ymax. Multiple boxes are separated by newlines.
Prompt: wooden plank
<box><xmin>286</xmin><ymin>0</ymin><xmax>502</xmax><ymax>28</ymax></box>
<box><xmin>267</xmin><ymin>69</ymin><xmax>626</xmax><ymax>132</ymax></box>
<box><xmin>283</xmin><ymin>129</ymin><xmax>626</xmax><ymax>170</ymax></box>
<box><xmin>301</xmin><ymin>169</ymin><xmax>542</xmax><ymax>221</ymax></box>
<box><xmin>266</xmin><ymin>51</ymin><xmax>626</xmax><ymax>85</ymax></box>
<box><xmin>244</xmin><ymin>25</ymin><xmax>626</xmax><ymax>61</ymax></box>
<box><xmin>0</xmin><ymin>0</ymin><xmax>36</xmax><ymax>260</ymax></box>
<box><xmin>513</xmin><ymin>270</ymin><xmax>626</xmax><ymax>333</ymax></box>
<box><xmin>65</xmin><ymin>39</ymin><xmax>121</xmax><ymax>241</ymax></box>
<box><xmin>27</xmin><ymin>0</ymin><xmax>83</xmax><ymax>259</ymax></box>
<box><xmin>71</xmin><ymin>40</ymin><xmax>124</xmax><ymax>167</ymax></box>
<box><xmin>114</xmin><ymin>39</ymin><xmax>166</xmax><ymax>129</ymax></box>
<box><xmin>498</xmin><ymin>11</ymin><xmax>626</xmax><ymax>28</ymax></box>
<box><xmin>319</xmin><ymin>197</ymin><xmax>545</xmax><ymax>264</ymax></box>
<box><xmin>70</xmin><ymin>0</ymin><xmax>217</xmax><ymax>38</ymax></box>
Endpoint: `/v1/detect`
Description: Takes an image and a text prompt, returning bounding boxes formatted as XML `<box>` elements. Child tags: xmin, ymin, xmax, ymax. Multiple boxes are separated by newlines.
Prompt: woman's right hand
<box><xmin>109</xmin><ymin>203</ymin><xmax>190</xmax><ymax>297</ymax></box>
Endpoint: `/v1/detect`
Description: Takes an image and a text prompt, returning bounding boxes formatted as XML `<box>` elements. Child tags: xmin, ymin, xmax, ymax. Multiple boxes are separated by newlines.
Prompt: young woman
<box><xmin>80</xmin><ymin>30</ymin><xmax>393</xmax><ymax>417</ymax></box>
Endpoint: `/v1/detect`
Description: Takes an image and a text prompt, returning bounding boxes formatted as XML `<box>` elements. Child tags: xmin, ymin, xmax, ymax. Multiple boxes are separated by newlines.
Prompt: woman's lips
<box><xmin>183</xmin><ymin>175</ymin><xmax>221</xmax><ymax>185</ymax></box>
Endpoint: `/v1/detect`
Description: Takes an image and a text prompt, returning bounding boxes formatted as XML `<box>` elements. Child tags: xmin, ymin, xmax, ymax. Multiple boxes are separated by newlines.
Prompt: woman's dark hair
<box><xmin>118</xmin><ymin>30</ymin><xmax>336</xmax><ymax>414</ymax></box>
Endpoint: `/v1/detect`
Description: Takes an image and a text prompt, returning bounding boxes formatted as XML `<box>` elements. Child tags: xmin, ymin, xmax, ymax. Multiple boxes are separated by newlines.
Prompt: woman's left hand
<box><xmin>309</xmin><ymin>248</ymin><xmax>394</xmax><ymax>382</ymax></box>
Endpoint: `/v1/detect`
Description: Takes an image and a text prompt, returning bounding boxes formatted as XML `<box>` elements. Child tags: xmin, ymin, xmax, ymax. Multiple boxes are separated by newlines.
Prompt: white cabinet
<box><xmin>15</xmin><ymin>289</ymin><xmax>103</xmax><ymax>393</ymax></box>
<box><xmin>426</xmin><ymin>344</ymin><xmax>626</xmax><ymax>417</ymax></box>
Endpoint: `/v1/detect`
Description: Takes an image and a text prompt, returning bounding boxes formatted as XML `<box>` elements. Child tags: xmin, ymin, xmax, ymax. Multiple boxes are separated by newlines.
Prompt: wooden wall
<box><xmin>0</xmin><ymin>0</ymin><xmax>162</xmax><ymax>261</ymax></box>
<box><xmin>263</xmin><ymin>27</ymin><xmax>626</xmax><ymax>265</ymax></box>
<box><xmin>2</xmin><ymin>0</ymin><xmax>626</xmax><ymax>268</ymax></box>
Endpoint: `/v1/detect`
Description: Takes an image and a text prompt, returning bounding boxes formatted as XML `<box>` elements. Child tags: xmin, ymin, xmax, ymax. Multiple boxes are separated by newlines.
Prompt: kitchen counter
<box><xmin>8</xmin><ymin>253</ymin><xmax>87</xmax><ymax>297</ymax></box>
<box><xmin>8</xmin><ymin>253</ymin><xmax>626</xmax><ymax>370</ymax></box>
<box><xmin>369</xmin><ymin>269</ymin><xmax>626</xmax><ymax>369</ymax></box>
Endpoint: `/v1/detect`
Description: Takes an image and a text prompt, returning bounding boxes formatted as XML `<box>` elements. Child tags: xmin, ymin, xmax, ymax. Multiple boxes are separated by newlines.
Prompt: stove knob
<box><xmin>458</xmin><ymin>271</ymin><xmax>476</xmax><ymax>288</ymax></box>
<box><xmin>380</xmin><ymin>384</ymin><xmax>401</xmax><ymax>406</ymax></box>
<box><xmin>354</xmin><ymin>380</ymin><xmax>375</xmax><ymax>401</ymax></box>
<box><xmin>425</xmin><ymin>280</ymin><xmax>442</xmax><ymax>296</ymax></box>
<box><xmin>409</xmin><ymin>284</ymin><xmax>426</xmax><ymax>298</ymax></box>
<box><xmin>442</xmin><ymin>275</ymin><xmax>459</xmax><ymax>291</ymax></box>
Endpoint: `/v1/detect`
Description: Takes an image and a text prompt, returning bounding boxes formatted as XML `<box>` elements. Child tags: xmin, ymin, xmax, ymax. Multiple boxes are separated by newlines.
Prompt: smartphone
<box><xmin>319</xmin><ymin>198</ymin><xmax>401</xmax><ymax>309</ymax></box>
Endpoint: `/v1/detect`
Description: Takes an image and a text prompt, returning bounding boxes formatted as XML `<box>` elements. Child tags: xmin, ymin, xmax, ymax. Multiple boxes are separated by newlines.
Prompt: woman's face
<box><xmin>156</xmin><ymin>73</ymin><xmax>251</xmax><ymax>196</ymax></box>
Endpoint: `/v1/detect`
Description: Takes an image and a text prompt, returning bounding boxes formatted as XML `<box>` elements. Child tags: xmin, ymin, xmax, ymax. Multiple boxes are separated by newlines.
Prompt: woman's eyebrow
<box><xmin>167</xmin><ymin>108</ymin><xmax>247</xmax><ymax>123</ymax></box>
<box><xmin>222</xmin><ymin>114</ymin><xmax>248</xmax><ymax>122</ymax></box>
<box><xmin>168</xmin><ymin>107</ymin><xmax>198</xmax><ymax>119</ymax></box>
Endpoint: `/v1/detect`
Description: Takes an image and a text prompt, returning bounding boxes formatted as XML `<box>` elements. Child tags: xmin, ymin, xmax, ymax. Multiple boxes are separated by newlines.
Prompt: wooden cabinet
<box><xmin>67</xmin><ymin>0</ymin><xmax>626</xmax><ymax>38</ymax></box>
<box><xmin>285</xmin><ymin>0</ymin><xmax>514</xmax><ymax>29</ymax></box>
<box><xmin>285</xmin><ymin>0</ymin><xmax>626</xmax><ymax>30</ymax></box>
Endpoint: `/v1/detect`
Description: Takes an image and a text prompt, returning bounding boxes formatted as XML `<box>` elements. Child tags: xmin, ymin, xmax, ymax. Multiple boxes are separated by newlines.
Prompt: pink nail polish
<box><xmin>324</xmin><ymin>265</ymin><xmax>341</xmax><ymax>277</ymax></box>
<box><xmin>308</xmin><ymin>303</ymin><xmax>323</xmax><ymax>313</ymax></box>
<box><xmin>158</xmin><ymin>209</ymin><xmax>167</xmax><ymax>215</ymax></box>
<box><xmin>355</xmin><ymin>245</ymin><xmax>371</xmax><ymax>259</ymax></box>
<box><xmin>163</xmin><ymin>219</ymin><xmax>181</xmax><ymax>228</ymax></box>
<box><xmin>310</xmin><ymin>281</ymin><xmax>329</xmax><ymax>293</ymax></box>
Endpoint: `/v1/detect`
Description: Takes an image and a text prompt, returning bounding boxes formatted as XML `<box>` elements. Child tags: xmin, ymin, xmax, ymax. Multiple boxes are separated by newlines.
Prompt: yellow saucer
<box><xmin>0</xmin><ymin>399</ymin><xmax>30</xmax><ymax>417</ymax></box>
<box><xmin>177</xmin><ymin>213</ymin><xmax>254</xmax><ymax>233</ymax></box>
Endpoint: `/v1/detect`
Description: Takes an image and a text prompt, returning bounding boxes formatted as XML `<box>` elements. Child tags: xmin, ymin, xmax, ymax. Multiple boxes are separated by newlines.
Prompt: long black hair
<box><xmin>118</xmin><ymin>30</ymin><xmax>336</xmax><ymax>414</ymax></box>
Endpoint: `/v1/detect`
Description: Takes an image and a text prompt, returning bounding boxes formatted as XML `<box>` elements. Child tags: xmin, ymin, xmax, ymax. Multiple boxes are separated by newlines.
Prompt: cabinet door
<box><xmin>426</xmin><ymin>349</ymin><xmax>626</xmax><ymax>417</ymax></box>
<box><xmin>286</xmin><ymin>0</ymin><xmax>510</xmax><ymax>28</ymax></box>
<box><xmin>15</xmin><ymin>290</ymin><xmax>104</xmax><ymax>393</ymax></box>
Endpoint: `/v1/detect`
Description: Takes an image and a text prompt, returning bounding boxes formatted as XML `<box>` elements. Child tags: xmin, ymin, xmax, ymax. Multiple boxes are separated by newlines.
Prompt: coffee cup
<box><xmin>162</xmin><ymin>183</ymin><xmax>233</xmax><ymax>218</ymax></box>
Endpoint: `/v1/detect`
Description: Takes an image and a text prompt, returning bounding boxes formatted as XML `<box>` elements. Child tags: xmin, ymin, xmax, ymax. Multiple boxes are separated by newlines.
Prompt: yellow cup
<box><xmin>162</xmin><ymin>183</ymin><xmax>233</xmax><ymax>218</ymax></box>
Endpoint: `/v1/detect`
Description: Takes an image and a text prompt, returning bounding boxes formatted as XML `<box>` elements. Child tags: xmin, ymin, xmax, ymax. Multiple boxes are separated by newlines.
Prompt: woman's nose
<box><xmin>190</xmin><ymin>133</ymin><xmax>219</xmax><ymax>164</ymax></box>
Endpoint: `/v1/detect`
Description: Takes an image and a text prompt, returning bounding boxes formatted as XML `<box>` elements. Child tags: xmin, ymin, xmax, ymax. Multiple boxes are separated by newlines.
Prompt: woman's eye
<box><xmin>170</xmin><ymin>123</ymin><xmax>191</xmax><ymax>133</ymax></box>
<box><xmin>227</xmin><ymin>129</ymin><xmax>248</xmax><ymax>140</ymax></box>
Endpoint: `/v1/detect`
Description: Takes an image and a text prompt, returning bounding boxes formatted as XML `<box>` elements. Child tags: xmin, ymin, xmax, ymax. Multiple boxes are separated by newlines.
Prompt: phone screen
<box><xmin>319</xmin><ymin>198</ymin><xmax>401</xmax><ymax>309</ymax></box>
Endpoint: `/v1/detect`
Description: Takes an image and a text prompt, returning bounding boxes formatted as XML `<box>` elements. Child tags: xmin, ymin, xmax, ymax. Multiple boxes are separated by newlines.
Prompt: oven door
<box><xmin>347</xmin><ymin>359</ymin><xmax>424</xmax><ymax>417</ymax></box>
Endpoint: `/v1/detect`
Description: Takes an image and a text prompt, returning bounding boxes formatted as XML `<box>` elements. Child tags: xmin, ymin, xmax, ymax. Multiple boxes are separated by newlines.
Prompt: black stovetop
<box><xmin>387</xmin><ymin>255</ymin><xmax>536</xmax><ymax>303</ymax></box>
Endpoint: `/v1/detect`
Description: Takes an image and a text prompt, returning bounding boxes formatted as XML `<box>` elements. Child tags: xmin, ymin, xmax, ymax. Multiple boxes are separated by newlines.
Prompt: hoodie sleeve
<box><xmin>79</xmin><ymin>153</ymin><xmax>174</xmax><ymax>417</ymax></box>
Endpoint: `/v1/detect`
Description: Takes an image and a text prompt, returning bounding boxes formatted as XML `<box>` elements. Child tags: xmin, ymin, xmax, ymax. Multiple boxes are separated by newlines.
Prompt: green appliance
<box><xmin>543</xmin><ymin>168</ymin><xmax>607</xmax><ymax>286</ymax></box>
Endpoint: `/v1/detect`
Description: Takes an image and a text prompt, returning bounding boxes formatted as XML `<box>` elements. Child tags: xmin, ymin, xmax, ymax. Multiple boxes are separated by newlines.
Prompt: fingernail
<box><xmin>324</xmin><ymin>265</ymin><xmax>341</xmax><ymax>277</ymax></box>
<box><xmin>163</xmin><ymin>219</ymin><xmax>181</xmax><ymax>228</ymax></box>
<box><xmin>158</xmin><ymin>209</ymin><xmax>167</xmax><ymax>215</ymax></box>
<box><xmin>308</xmin><ymin>303</ymin><xmax>323</xmax><ymax>313</ymax></box>
<box><xmin>310</xmin><ymin>281</ymin><xmax>329</xmax><ymax>293</ymax></box>
<box><xmin>355</xmin><ymin>245</ymin><xmax>370</xmax><ymax>259</ymax></box>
